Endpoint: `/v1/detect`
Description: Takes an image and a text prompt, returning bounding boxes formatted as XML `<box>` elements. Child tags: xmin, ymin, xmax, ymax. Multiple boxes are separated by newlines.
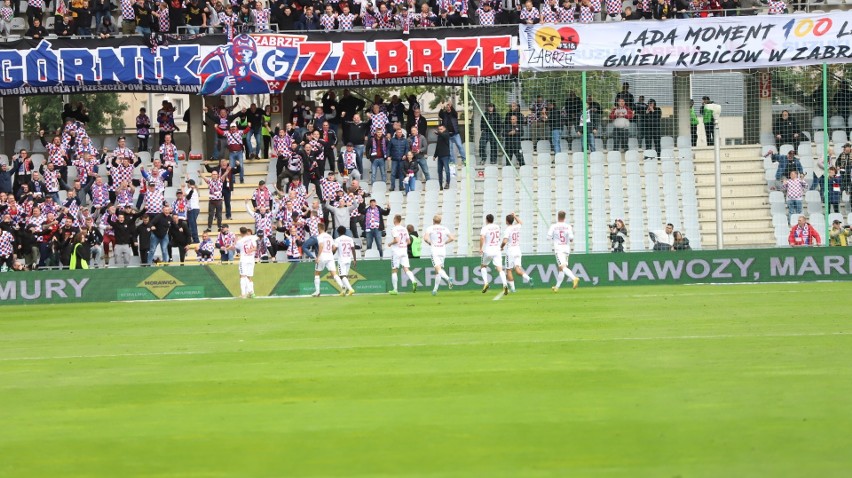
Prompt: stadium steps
<box><xmin>691</xmin><ymin>145</ymin><xmax>774</xmax><ymax>249</ymax></box>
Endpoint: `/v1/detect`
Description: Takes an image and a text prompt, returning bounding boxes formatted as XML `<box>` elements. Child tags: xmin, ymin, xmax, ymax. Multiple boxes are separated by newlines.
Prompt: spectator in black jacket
<box><xmin>82</xmin><ymin>217</ymin><xmax>104</xmax><ymax>267</ymax></box>
<box><xmin>53</xmin><ymin>13</ymin><xmax>76</xmax><ymax>37</ymax></box>
<box><xmin>109</xmin><ymin>211</ymin><xmax>135</xmax><ymax>266</ymax></box>
<box><xmin>25</xmin><ymin>18</ymin><xmax>48</xmax><ymax>39</ymax></box>
<box><xmin>147</xmin><ymin>205</ymin><xmax>172</xmax><ymax>264</ymax></box>
<box><xmin>433</xmin><ymin>125</ymin><xmax>453</xmax><ymax>190</ymax></box>
<box><xmin>479</xmin><ymin>103</ymin><xmax>501</xmax><ymax>164</ymax></box>
<box><xmin>338</xmin><ymin>89</ymin><xmax>366</xmax><ymax>122</ymax></box>
<box><xmin>0</xmin><ymin>162</ymin><xmax>12</xmax><ymax>194</ymax></box>
<box><xmin>774</xmin><ymin>110</ymin><xmax>801</xmax><ymax>151</ymax></box>
<box><xmin>169</xmin><ymin>214</ymin><xmax>190</xmax><ymax>263</ymax></box>
<box><xmin>245</xmin><ymin>103</ymin><xmax>266</xmax><ymax>159</ymax></box>
<box><xmin>136</xmin><ymin>214</ymin><xmax>152</xmax><ymax>264</ymax></box>
<box><xmin>273</xmin><ymin>3</ymin><xmax>297</xmax><ymax>31</ymax></box>
<box><xmin>343</xmin><ymin>114</ymin><xmax>369</xmax><ymax>173</ymax></box>
<box><xmin>72</xmin><ymin>1</ymin><xmax>94</xmax><ymax>36</ymax></box>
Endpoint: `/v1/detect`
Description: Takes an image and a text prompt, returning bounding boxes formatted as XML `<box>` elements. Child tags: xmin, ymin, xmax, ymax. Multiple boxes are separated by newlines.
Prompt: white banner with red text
<box><xmin>519</xmin><ymin>13</ymin><xmax>852</xmax><ymax>71</ymax></box>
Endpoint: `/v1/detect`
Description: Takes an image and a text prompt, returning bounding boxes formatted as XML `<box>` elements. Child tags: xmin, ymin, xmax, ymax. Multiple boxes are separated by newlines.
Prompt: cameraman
<box><xmin>609</xmin><ymin>218</ymin><xmax>627</xmax><ymax>253</ymax></box>
<box><xmin>830</xmin><ymin>219</ymin><xmax>851</xmax><ymax>247</ymax></box>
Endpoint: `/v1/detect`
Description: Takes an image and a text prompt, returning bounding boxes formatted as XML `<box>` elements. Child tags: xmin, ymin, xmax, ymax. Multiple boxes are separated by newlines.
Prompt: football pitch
<box><xmin>1</xmin><ymin>282</ymin><xmax>851</xmax><ymax>477</ymax></box>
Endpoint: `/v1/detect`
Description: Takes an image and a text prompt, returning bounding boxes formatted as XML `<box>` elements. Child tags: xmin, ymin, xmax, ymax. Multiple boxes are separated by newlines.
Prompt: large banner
<box><xmin>2</xmin><ymin>248</ymin><xmax>851</xmax><ymax>305</ymax></box>
<box><xmin>520</xmin><ymin>13</ymin><xmax>852</xmax><ymax>71</ymax></box>
<box><xmin>0</xmin><ymin>27</ymin><xmax>518</xmax><ymax>96</ymax></box>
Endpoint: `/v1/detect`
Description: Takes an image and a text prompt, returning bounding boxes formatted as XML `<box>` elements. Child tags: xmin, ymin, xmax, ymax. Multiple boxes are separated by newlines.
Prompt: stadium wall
<box><xmin>1</xmin><ymin>248</ymin><xmax>851</xmax><ymax>305</ymax></box>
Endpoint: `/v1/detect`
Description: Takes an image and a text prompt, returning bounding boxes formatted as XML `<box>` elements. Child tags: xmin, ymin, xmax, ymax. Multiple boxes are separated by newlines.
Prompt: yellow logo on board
<box><xmin>138</xmin><ymin>270</ymin><xmax>184</xmax><ymax>299</ymax></box>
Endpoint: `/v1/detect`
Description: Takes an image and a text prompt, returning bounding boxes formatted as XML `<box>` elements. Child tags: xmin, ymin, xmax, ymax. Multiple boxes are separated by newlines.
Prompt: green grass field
<box><xmin>1</xmin><ymin>282</ymin><xmax>851</xmax><ymax>477</ymax></box>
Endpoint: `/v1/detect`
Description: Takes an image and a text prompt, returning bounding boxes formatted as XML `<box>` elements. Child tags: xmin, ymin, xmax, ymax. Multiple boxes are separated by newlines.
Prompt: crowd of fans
<box><xmin>0</xmin><ymin>0</ymin><xmax>805</xmax><ymax>38</ymax></box>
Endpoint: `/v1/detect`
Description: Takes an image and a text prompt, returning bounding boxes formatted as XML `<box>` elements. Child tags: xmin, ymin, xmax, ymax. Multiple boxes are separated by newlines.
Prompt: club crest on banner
<box><xmin>198</xmin><ymin>33</ymin><xmax>302</xmax><ymax>95</ymax></box>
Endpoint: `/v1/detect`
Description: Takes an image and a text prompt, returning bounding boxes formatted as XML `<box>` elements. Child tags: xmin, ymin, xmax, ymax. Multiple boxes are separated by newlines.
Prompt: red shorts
<box><xmin>103</xmin><ymin>235</ymin><xmax>115</xmax><ymax>253</ymax></box>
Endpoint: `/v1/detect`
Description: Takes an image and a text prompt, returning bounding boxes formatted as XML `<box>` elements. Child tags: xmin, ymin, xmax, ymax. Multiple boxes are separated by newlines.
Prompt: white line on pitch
<box><xmin>0</xmin><ymin>331</ymin><xmax>848</xmax><ymax>363</ymax></box>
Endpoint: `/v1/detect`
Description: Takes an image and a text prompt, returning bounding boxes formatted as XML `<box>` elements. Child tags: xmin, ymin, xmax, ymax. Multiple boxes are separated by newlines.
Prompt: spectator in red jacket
<box><xmin>788</xmin><ymin>215</ymin><xmax>821</xmax><ymax>247</ymax></box>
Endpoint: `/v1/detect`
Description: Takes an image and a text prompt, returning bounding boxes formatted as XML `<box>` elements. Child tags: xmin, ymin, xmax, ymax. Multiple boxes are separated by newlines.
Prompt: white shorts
<box><xmin>431</xmin><ymin>253</ymin><xmax>446</xmax><ymax>268</ymax></box>
<box><xmin>391</xmin><ymin>252</ymin><xmax>410</xmax><ymax>270</ymax></box>
<box><xmin>338</xmin><ymin>261</ymin><xmax>352</xmax><ymax>277</ymax></box>
<box><xmin>505</xmin><ymin>251</ymin><xmax>522</xmax><ymax>269</ymax></box>
<box><xmin>555</xmin><ymin>251</ymin><xmax>570</xmax><ymax>268</ymax></box>
<box><xmin>239</xmin><ymin>260</ymin><xmax>255</xmax><ymax>277</ymax></box>
<box><xmin>481</xmin><ymin>251</ymin><xmax>502</xmax><ymax>268</ymax></box>
<box><xmin>316</xmin><ymin>257</ymin><xmax>336</xmax><ymax>273</ymax></box>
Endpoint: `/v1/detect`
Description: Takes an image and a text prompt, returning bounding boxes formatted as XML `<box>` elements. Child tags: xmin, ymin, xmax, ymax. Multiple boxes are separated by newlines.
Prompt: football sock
<box><xmin>555</xmin><ymin>271</ymin><xmax>564</xmax><ymax>288</ymax></box>
<box><xmin>240</xmin><ymin>277</ymin><xmax>247</xmax><ymax>296</ymax></box>
<box><xmin>313</xmin><ymin>276</ymin><xmax>320</xmax><ymax>294</ymax></box>
<box><xmin>439</xmin><ymin>270</ymin><xmax>451</xmax><ymax>282</ymax></box>
<box><xmin>481</xmin><ymin>267</ymin><xmax>490</xmax><ymax>285</ymax></box>
<box><xmin>406</xmin><ymin>270</ymin><xmax>418</xmax><ymax>285</ymax></box>
<box><xmin>333</xmin><ymin>275</ymin><xmax>344</xmax><ymax>289</ymax></box>
<box><xmin>564</xmin><ymin>267</ymin><xmax>577</xmax><ymax>281</ymax></box>
<box><xmin>342</xmin><ymin>277</ymin><xmax>352</xmax><ymax>291</ymax></box>
<box><xmin>498</xmin><ymin>269</ymin><xmax>507</xmax><ymax>287</ymax></box>
<box><xmin>508</xmin><ymin>280</ymin><xmax>516</xmax><ymax>292</ymax></box>
<box><xmin>522</xmin><ymin>273</ymin><xmax>531</xmax><ymax>283</ymax></box>
<box><xmin>391</xmin><ymin>273</ymin><xmax>398</xmax><ymax>291</ymax></box>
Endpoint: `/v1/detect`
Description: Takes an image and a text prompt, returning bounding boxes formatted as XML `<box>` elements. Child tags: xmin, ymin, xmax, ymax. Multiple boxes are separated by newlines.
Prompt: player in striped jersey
<box><xmin>547</xmin><ymin>210</ymin><xmax>580</xmax><ymax>291</ymax></box>
<box><xmin>501</xmin><ymin>213</ymin><xmax>532</xmax><ymax>292</ymax></box>
<box><xmin>423</xmin><ymin>215</ymin><xmax>456</xmax><ymax>296</ymax></box>
<box><xmin>388</xmin><ymin>214</ymin><xmax>421</xmax><ymax>294</ymax></box>
<box><xmin>312</xmin><ymin>222</ymin><xmax>345</xmax><ymax>297</ymax></box>
<box><xmin>334</xmin><ymin>226</ymin><xmax>356</xmax><ymax>296</ymax></box>
<box><xmin>235</xmin><ymin>227</ymin><xmax>258</xmax><ymax>299</ymax></box>
<box><xmin>479</xmin><ymin>213</ymin><xmax>508</xmax><ymax>295</ymax></box>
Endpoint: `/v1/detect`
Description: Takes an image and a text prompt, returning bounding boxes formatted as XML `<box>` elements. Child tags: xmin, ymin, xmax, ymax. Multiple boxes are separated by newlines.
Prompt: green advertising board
<box><xmin>1</xmin><ymin>248</ymin><xmax>850</xmax><ymax>305</ymax></box>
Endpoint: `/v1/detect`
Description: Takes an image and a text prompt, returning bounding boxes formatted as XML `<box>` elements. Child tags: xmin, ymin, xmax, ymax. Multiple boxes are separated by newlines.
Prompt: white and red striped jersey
<box><xmin>391</xmin><ymin>225</ymin><xmax>410</xmax><ymax>254</ymax></box>
<box><xmin>205</xmin><ymin>177</ymin><xmax>225</xmax><ymax>201</ymax></box>
<box><xmin>519</xmin><ymin>6</ymin><xmax>539</xmax><ymax>22</ymax></box>
<box><xmin>475</xmin><ymin>7</ymin><xmax>497</xmax><ymax>25</ymax></box>
<box><xmin>236</xmin><ymin>234</ymin><xmax>258</xmax><ymax>262</ymax></box>
<box><xmin>334</xmin><ymin>235</ymin><xmax>355</xmax><ymax>263</ymax></box>
<box><xmin>480</xmin><ymin>223</ymin><xmax>501</xmax><ymax>254</ymax></box>
<box><xmin>338</xmin><ymin>12</ymin><xmax>356</xmax><ymax>30</ymax></box>
<box><xmin>91</xmin><ymin>183</ymin><xmax>110</xmax><ymax>208</ymax></box>
<box><xmin>46</xmin><ymin>142</ymin><xmax>66</xmax><ymax>167</ymax></box>
<box><xmin>370</xmin><ymin>111</ymin><xmax>388</xmax><ymax>136</ymax></box>
<box><xmin>252</xmin><ymin>212</ymin><xmax>273</xmax><ymax>237</ymax></box>
<box><xmin>578</xmin><ymin>4</ymin><xmax>594</xmax><ymax>22</ymax></box>
<box><xmin>73</xmin><ymin>157</ymin><xmax>99</xmax><ymax>181</ymax></box>
<box><xmin>425</xmin><ymin>224</ymin><xmax>451</xmax><ymax>254</ymax></box>
<box><xmin>317</xmin><ymin>232</ymin><xmax>335</xmax><ymax>259</ymax></box>
<box><xmin>540</xmin><ymin>4</ymin><xmax>559</xmax><ymax>22</ymax></box>
<box><xmin>558</xmin><ymin>5</ymin><xmax>575</xmax><ymax>22</ymax></box>
<box><xmin>116</xmin><ymin>188</ymin><xmax>134</xmax><ymax>208</ymax></box>
<box><xmin>320</xmin><ymin>13</ymin><xmax>336</xmax><ymax>30</ymax></box>
<box><xmin>0</xmin><ymin>230</ymin><xmax>14</xmax><ymax>257</ymax></box>
<box><xmin>503</xmin><ymin>224</ymin><xmax>522</xmax><ymax>252</ymax></box>
<box><xmin>159</xmin><ymin>143</ymin><xmax>178</xmax><ymax>166</ymax></box>
<box><xmin>42</xmin><ymin>168</ymin><xmax>61</xmax><ymax>192</ymax></box>
<box><xmin>547</xmin><ymin>221</ymin><xmax>574</xmax><ymax>253</ymax></box>
<box><xmin>272</xmin><ymin>134</ymin><xmax>291</xmax><ymax>157</ymax></box>
<box><xmin>767</xmin><ymin>0</ymin><xmax>786</xmax><ymax>13</ymax></box>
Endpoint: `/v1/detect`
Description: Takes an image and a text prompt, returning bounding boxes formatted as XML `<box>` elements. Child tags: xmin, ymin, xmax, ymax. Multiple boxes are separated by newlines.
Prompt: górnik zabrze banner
<box><xmin>0</xmin><ymin>27</ymin><xmax>518</xmax><ymax>96</ymax></box>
